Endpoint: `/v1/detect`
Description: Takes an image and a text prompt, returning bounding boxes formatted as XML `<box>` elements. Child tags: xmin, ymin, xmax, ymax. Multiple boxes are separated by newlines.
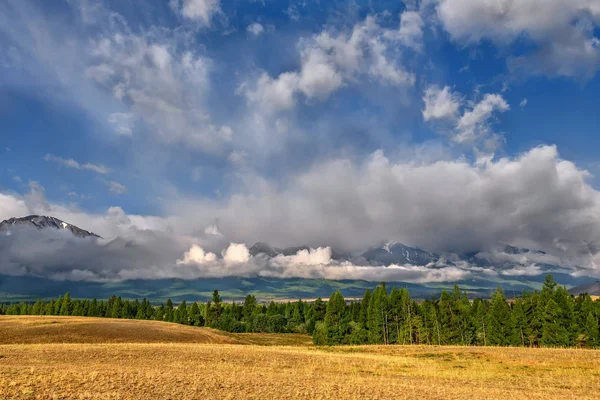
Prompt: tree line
<box><xmin>1</xmin><ymin>275</ymin><xmax>598</xmax><ymax>348</ymax></box>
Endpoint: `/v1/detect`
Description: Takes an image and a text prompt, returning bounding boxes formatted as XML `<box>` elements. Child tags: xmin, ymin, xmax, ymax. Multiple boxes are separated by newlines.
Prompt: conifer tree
<box><xmin>486</xmin><ymin>287</ymin><xmax>515</xmax><ymax>346</ymax></box>
<box><xmin>585</xmin><ymin>312</ymin><xmax>599</xmax><ymax>347</ymax></box>
<box><xmin>324</xmin><ymin>291</ymin><xmax>347</xmax><ymax>344</ymax></box>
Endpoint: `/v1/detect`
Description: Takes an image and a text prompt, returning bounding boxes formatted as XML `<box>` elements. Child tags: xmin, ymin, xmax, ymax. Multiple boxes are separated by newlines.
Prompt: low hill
<box><xmin>0</xmin><ymin>316</ymin><xmax>243</xmax><ymax>345</ymax></box>
<box><xmin>0</xmin><ymin>316</ymin><xmax>312</xmax><ymax>346</ymax></box>
<box><xmin>568</xmin><ymin>281</ymin><xmax>600</xmax><ymax>296</ymax></box>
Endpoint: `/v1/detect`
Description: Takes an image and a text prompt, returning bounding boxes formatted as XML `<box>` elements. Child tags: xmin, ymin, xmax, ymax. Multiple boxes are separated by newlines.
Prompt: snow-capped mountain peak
<box><xmin>0</xmin><ymin>215</ymin><xmax>100</xmax><ymax>238</ymax></box>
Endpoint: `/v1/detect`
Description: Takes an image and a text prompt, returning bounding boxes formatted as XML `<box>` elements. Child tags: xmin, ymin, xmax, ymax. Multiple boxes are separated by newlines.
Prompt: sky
<box><xmin>1</xmin><ymin>0</ymin><xmax>600</xmax><ymax>282</ymax></box>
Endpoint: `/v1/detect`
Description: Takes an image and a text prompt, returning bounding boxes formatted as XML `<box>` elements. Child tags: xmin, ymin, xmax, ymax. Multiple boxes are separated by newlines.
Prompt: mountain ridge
<box><xmin>0</xmin><ymin>215</ymin><xmax>101</xmax><ymax>239</ymax></box>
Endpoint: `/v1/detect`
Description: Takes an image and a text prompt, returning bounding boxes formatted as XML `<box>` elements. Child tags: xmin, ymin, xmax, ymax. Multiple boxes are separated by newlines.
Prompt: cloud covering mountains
<box><xmin>2</xmin><ymin>145</ymin><xmax>600</xmax><ymax>284</ymax></box>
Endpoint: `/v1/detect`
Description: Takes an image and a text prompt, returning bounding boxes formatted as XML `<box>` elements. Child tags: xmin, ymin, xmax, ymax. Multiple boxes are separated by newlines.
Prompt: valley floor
<box><xmin>0</xmin><ymin>316</ymin><xmax>599</xmax><ymax>399</ymax></box>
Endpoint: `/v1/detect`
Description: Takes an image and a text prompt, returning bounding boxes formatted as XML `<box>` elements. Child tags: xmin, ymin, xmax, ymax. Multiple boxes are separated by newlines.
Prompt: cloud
<box><xmin>423</xmin><ymin>87</ymin><xmax>509</xmax><ymax>151</ymax></box>
<box><xmin>85</xmin><ymin>26</ymin><xmax>232</xmax><ymax>153</ymax></box>
<box><xmin>247</xmin><ymin>23</ymin><xmax>264</xmax><ymax>36</ymax></box>
<box><xmin>171</xmin><ymin>0</ymin><xmax>221</xmax><ymax>27</ymax></box>
<box><xmin>520</xmin><ymin>98</ymin><xmax>528</xmax><ymax>108</ymax></box>
<box><xmin>396</xmin><ymin>11</ymin><xmax>425</xmax><ymax>51</ymax></box>
<box><xmin>240</xmin><ymin>14</ymin><xmax>417</xmax><ymax>111</ymax></box>
<box><xmin>434</xmin><ymin>0</ymin><xmax>600</xmax><ymax>78</ymax></box>
<box><xmin>0</xmin><ymin>1</ymin><xmax>232</xmax><ymax>157</ymax></box>
<box><xmin>455</xmin><ymin>94</ymin><xmax>509</xmax><ymax>146</ymax></box>
<box><xmin>177</xmin><ymin>244</ymin><xmax>217</xmax><ymax>264</ymax></box>
<box><xmin>168</xmin><ymin>145</ymin><xmax>600</xmax><ymax>277</ymax></box>
<box><xmin>422</xmin><ymin>85</ymin><xmax>462</xmax><ymax>121</ymax></box>
<box><xmin>3</xmin><ymin>146</ymin><xmax>600</xmax><ymax>283</ymax></box>
<box><xmin>222</xmin><ymin>243</ymin><xmax>251</xmax><ymax>265</ymax></box>
<box><xmin>106</xmin><ymin>181</ymin><xmax>127</xmax><ymax>196</ymax></box>
<box><xmin>171</xmin><ymin>242</ymin><xmax>474</xmax><ymax>283</ymax></box>
<box><xmin>108</xmin><ymin>112</ymin><xmax>135</xmax><ymax>136</ymax></box>
<box><xmin>44</xmin><ymin>154</ymin><xmax>109</xmax><ymax>174</ymax></box>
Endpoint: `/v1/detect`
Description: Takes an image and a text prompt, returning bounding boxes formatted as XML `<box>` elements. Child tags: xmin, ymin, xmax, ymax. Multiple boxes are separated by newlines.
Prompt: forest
<box><xmin>1</xmin><ymin>274</ymin><xmax>598</xmax><ymax>348</ymax></box>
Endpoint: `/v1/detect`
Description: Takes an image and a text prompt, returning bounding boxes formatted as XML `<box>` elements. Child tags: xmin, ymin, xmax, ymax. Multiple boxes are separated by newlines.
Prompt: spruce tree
<box><xmin>585</xmin><ymin>312</ymin><xmax>599</xmax><ymax>347</ymax></box>
<box><xmin>485</xmin><ymin>287</ymin><xmax>515</xmax><ymax>346</ymax></box>
<box><xmin>324</xmin><ymin>291</ymin><xmax>347</xmax><ymax>344</ymax></box>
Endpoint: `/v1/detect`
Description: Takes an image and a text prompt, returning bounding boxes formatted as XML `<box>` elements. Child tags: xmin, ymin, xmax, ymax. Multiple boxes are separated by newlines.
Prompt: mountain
<box><xmin>358</xmin><ymin>241</ymin><xmax>437</xmax><ymax>266</ymax></box>
<box><xmin>568</xmin><ymin>281</ymin><xmax>600</xmax><ymax>296</ymax></box>
<box><xmin>249</xmin><ymin>242</ymin><xmax>281</xmax><ymax>258</ymax></box>
<box><xmin>0</xmin><ymin>215</ymin><xmax>100</xmax><ymax>239</ymax></box>
<box><xmin>0</xmin><ymin>274</ymin><xmax>541</xmax><ymax>303</ymax></box>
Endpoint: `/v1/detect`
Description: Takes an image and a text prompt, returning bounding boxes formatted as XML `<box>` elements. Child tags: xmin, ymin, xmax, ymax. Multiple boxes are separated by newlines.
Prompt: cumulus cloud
<box><xmin>177</xmin><ymin>244</ymin><xmax>217</xmax><ymax>264</ymax></box>
<box><xmin>423</xmin><ymin>87</ymin><xmax>509</xmax><ymax>151</ymax></box>
<box><xmin>172</xmin><ymin>242</ymin><xmax>475</xmax><ymax>283</ymax></box>
<box><xmin>434</xmin><ymin>0</ymin><xmax>600</xmax><ymax>78</ymax></box>
<box><xmin>44</xmin><ymin>154</ymin><xmax>109</xmax><ymax>174</ymax></box>
<box><xmin>247</xmin><ymin>23</ymin><xmax>264</xmax><ymax>36</ymax></box>
<box><xmin>396</xmin><ymin>10</ymin><xmax>425</xmax><ymax>51</ymax></box>
<box><xmin>422</xmin><ymin>85</ymin><xmax>462</xmax><ymax>121</ymax></box>
<box><xmin>240</xmin><ymin>14</ymin><xmax>418</xmax><ymax>111</ymax></box>
<box><xmin>171</xmin><ymin>0</ymin><xmax>221</xmax><ymax>27</ymax></box>
<box><xmin>3</xmin><ymin>145</ymin><xmax>600</xmax><ymax>283</ymax></box>
<box><xmin>168</xmin><ymin>145</ymin><xmax>600</xmax><ymax>277</ymax></box>
<box><xmin>455</xmin><ymin>94</ymin><xmax>509</xmax><ymax>146</ymax></box>
<box><xmin>222</xmin><ymin>243</ymin><xmax>251</xmax><ymax>265</ymax></box>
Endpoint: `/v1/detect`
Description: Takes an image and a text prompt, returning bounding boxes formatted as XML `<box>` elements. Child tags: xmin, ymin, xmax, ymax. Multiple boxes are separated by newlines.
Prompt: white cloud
<box><xmin>423</xmin><ymin>87</ymin><xmax>509</xmax><ymax>150</ymax></box>
<box><xmin>247</xmin><ymin>23</ymin><xmax>264</xmax><ymax>36</ymax></box>
<box><xmin>3</xmin><ymin>147</ymin><xmax>600</xmax><ymax>282</ymax></box>
<box><xmin>44</xmin><ymin>154</ymin><xmax>109</xmax><ymax>174</ymax></box>
<box><xmin>169</xmin><ymin>144</ymin><xmax>600</xmax><ymax>276</ymax></box>
<box><xmin>107</xmin><ymin>181</ymin><xmax>127</xmax><ymax>195</ymax></box>
<box><xmin>520</xmin><ymin>98</ymin><xmax>528</xmax><ymax>108</ymax></box>
<box><xmin>228</xmin><ymin>150</ymin><xmax>247</xmax><ymax>166</ymax></box>
<box><xmin>240</xmin><ymin>15</ymin><xmax>417</xmax><ymax>111</ymax></box>
<box><xmin>396</xmin><ymin>10</ymin><xmax>425</xmax><ymax>51</ymax></box>
<box><xmin>422</xmin><ymin>85</ymin><xmax>462</xmax><ymax>121</ymax></box>
<box><xmin>222</xmin><ymin>242</ymin><xmax>251</xmax><ymax>265</ymax></box>
<box><xmin>108</xmin><ymin>112</ymin><xmax>135</xmax><ymax>136</ymax></box>
<box><xmin>273</xmin><ymin>247</ymin><xmax>333</xmax><ymax>266</ymax></box>
<box><xmin>172</xmin><ymin>0</ymin><xmax>221</xmax><ymax>27</ymax></box>
<box><xmin>177</xmin><ymin>244</ymin><xmax>217</xmax><ymax>264</ymax></box>
<box><xmin>86</xmin><ymin>31</ymin><xmax>230</xmax><ymax>152</ymax></box>
<box><xmin>455</xmin><ymin>94</ymin><xmax>509</xmax><ymax>146</ymax></box>
<box><xmin>240</xmin><ymin>72</ymin><xmax>300</xmax><ymax>111</ymax></box>
<box><xmin>173</xmin><ymin>242</ymin><xmax>474</xmax><ymax>282</ymax></box>
<box><xmin>434</xmin><ymin>0</ymin><xmax>600</xmax><ymax>78</ymax></box>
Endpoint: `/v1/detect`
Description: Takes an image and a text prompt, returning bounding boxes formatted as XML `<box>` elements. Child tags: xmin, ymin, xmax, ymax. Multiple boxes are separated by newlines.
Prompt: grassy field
<box><xmin>1</xmin><ymin>316</ymin><xmax>599</xmax><ymax>399</ymax></box>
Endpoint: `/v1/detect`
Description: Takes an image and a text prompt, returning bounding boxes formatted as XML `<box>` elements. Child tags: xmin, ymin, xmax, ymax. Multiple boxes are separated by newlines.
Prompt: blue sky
<box><xmin>2</xmin><ymin>1</ymin><xmax>600</xmax><ymax>282</ymax></box>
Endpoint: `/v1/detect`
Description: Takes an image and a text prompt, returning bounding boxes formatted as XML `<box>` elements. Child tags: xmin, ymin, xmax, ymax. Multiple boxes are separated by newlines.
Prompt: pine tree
<box><xmin>177</xmin><ymin>300</ymin><xmax>188</xmax><ymax>324</ymax></box>
<box><xmin>324</xmin><ymin>291</ymin><xmax>347</xmax><ymax>344</ymax></box>
<box><xmin>585</xmin><ymin>312</ymin><xmax>599</xmax><ymax>348</ymax></box>
<box><xmin>359</xmin><ymin>289</ymin><xmax>371</xmax><ymax>328</ymax></box>
<box><xmin>242</xmin><ymin>295</ymin><xmax>257</xmax><ymax>321</ymax></box>
<box><xmin>60</xmin><ymin>292</ymin><xmax>72</xmax><ymax>316</ymax></box>
<box><xmin>485</xmin><ymin>287</ymin><xmax>515</xmax><ymax>346</ymax></box>
<box><xmin>367</xmin><ymin>284</ymin><xmax>389</xmax><ymax>344</ymax></box>
<box><xmin>512</xmin><ymin>298</ymin><xmax>527</xmax><ymax>346</ymax></box>
<box><xmin>541</xmin><ymin>298</ymin><xmax>569</xmax><ymax>347</ymax></box>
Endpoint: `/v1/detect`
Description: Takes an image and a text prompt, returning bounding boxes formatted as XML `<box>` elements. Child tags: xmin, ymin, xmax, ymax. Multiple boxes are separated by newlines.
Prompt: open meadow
<box><xmin>1</xmin><ymin>316</ymin><xmax>599</xmax><ymax>399</ymax></box>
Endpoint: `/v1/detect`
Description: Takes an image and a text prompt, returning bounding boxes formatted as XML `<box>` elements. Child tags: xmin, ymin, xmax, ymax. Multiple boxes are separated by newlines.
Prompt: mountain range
<box><xmin>0</xmin><ymin>215</ymin><xmax>580</xmax><ymax>270</ymax></box>
<box><xmin>0</xmin><ymin>215</ymin><xmax>597</xmax><ymax>301</ymax></box>
<box><xmin>0</xmin><ymin>215</ymin><xmax>100</xmax><ymax>239</ymax></box>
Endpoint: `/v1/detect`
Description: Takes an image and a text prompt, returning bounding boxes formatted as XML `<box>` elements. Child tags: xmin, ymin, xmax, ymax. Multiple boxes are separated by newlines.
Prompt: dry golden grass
<box><xmin>1</xmin><ymin>316</ymin><xmax>599</xmax><ymax>399</ymax></box>
<box><xmin>0</xmin><ymin>316</ymin><xmax>311</xmax><ymax>346</ymax></box>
